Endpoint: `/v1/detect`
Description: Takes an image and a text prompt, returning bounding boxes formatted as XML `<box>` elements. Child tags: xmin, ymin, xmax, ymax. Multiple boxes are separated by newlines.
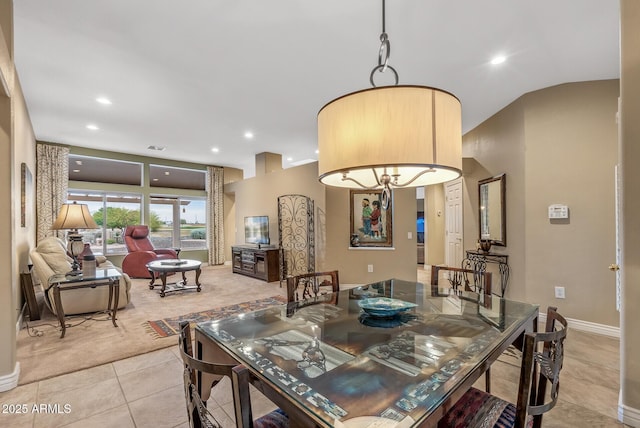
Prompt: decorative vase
<box><xmin>78</xmin><ymin>243</ymin><xmax>94</xmax><ymax>268</ymax></box>
<box><xmin>478</xmin><ymin>240</ymin><xmax>492</xmax><ymax>253</ymax></box>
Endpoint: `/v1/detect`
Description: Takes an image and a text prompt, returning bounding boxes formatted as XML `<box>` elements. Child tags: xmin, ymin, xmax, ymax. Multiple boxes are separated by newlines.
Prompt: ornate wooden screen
<box><xmin>278</xmin><ymin>194</ymin><xmax>315</xmax><ymax>282</ymax></box>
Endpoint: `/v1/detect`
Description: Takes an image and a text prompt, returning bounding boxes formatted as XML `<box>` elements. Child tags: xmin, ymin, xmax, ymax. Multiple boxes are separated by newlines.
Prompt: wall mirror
<box><xmin>478</xmin><ymin>173</ymin><xmax>506</xmax><ymax>246</ymax></box>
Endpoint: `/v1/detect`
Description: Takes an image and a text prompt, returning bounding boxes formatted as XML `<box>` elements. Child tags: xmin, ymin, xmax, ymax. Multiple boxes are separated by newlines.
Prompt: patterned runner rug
<box><xmin>144</xmin><ymin>295</ymin><xmax>288</xmax><ymax>338</ymax></box>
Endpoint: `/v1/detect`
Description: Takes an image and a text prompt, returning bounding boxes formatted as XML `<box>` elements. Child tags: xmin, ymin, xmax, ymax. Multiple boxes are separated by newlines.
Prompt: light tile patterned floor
<box><xmin>0</xmin><ymin>266</ymin><xmax>628</xmax><ymax>427</ymax></box>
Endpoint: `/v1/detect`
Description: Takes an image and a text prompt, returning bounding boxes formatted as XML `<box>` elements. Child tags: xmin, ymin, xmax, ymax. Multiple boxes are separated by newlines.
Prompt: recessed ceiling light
<box><xmin>72</xmin><ymin>169</ymin><xmax>80</xmax><ymax>173</ymax></box>
<box><xmin>152</xmin><ymin>178</ymin><xmax>159</xmax><ymax>182</ymax></box>
<box><xmin>96</xmin><ymin>97</ymin><xmax>112</xmax><ymax>105</ymax></box>
<box><xmin>164</xmin><ymin>171</ymin><xmax>170</xmax><ymax>176</ymax></box>
<box><xmin>286</xmin><ymin>157</ymin><xmax>293</xmax><ymax>162</ymax></box>
<box><xmin>244</xmin><ymin>131</ymin><xmax>254</xmax><ymax>139</ymax></box>
<box><xmin>75</xmin><ymin>160</ymin><xmax>83</xmax><ymax>165</ymax></box>
<box><xmin>211</xmin><ymin>147</ymin><xmax>219</xmax><ymax>153</ymax></box>
<box><xmin>315</xmin><ymin>149</ymin><xmax>319</xmax><ymax>154</ymax></box>
<box><xmin>490</xmin><ymin>55</ymin><xmax>506</xmax><ymax>65</ymax></box>
<box><xmin>147</xmin><ymin>145</ymin><xmax>166</xmax><ymax>151</ymax></box>
<box><xmin>86</xmin><ymin>124</ymin><xmax>99</xmax><ymax>130</ymax></box>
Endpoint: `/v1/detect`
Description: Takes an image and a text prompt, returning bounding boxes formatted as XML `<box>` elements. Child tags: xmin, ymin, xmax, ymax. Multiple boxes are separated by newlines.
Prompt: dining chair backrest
<box><xmin>180</xmin><ymin>322</ymin><xmax>289</xmax><ymax>428</ymax></box>
<box><xmin>430</xmin><ymin>265</ymin><xmax>492</xmax><ymax>298</ymax></box>
<box><xmin>516</xmin><ymin>306</ymin><xmax>568</xmax><ymax>428</ymax></box>
<box><xmin>438</xmin><ymin>306</ymin><xmax>568</xmax><ymax>428</ymax></box>
<box><xmin>179</xmin><ymin>321</ymin><xmax>237</xmax><ymax>428</ymax></box>
<box><xmin>286</xmin><ymin>270</ymin><xmax>339</xmax><ymax>303</ymax></box>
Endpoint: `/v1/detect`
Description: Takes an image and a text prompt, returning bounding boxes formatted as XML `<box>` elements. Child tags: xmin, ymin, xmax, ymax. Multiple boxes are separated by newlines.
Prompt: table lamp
<box><xmin>51</xmin><ymin>201</ymin><xmax>99</xmax><ymax>276</ymax></box>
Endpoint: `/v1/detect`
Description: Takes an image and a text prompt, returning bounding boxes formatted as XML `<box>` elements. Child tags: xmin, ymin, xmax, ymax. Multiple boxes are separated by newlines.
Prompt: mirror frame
<box><xmin>478</xmin><ymin>173</ymin><xmax>506</xmax><ymax>246</ymax></box>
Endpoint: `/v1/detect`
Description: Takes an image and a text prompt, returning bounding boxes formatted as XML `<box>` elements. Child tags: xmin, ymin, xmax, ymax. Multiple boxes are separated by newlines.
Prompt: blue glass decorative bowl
<box><xmin>357</xmin><ymin>297</ymin><xmax>417</xmax><ymax>318</ymax></box>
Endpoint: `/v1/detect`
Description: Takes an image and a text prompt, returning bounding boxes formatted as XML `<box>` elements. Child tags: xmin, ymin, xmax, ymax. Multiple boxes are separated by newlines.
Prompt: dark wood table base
<box><xmin>51</xmin><ymin>275</ymin><xmax>120</xmax><ymax>338</ymax></box>
<box><xmin>148</xmin><ymin>266</ymin><xmax>202</xmax><ymax>297</ymax></box>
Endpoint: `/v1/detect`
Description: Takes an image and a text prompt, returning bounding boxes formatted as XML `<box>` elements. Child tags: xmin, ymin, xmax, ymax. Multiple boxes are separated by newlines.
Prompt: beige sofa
<box><xmin>30</xmin><ymin>237</ymin><xmax>132</xmax><ymax>315</ymax></box>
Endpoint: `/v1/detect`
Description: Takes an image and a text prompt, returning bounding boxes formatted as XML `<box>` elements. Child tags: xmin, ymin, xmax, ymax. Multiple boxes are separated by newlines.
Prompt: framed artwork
<box><xmin>349</xmin><ymin>189</ymin><xmax>393</xmax><ymax>247</ymax></box>
<box><xmin>21</xmin><ymin>162</ymin><xmax>32</xmax><ymax>228</ymax></box>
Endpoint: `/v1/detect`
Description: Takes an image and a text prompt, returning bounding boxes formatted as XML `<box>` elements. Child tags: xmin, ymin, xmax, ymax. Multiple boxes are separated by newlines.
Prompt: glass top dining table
<box><xmin>195</xmin><ymin>279</ymin><xmax>539</xmax><ymax>427</ymax></box>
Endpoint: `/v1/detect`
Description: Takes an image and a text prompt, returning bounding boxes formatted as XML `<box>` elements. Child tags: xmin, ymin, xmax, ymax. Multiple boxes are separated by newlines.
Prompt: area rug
<box><xmin>16</xmin><ymin>264</ymin><xmax>288</xmax><ymax>385</ymax></box>
<box><xmin>145</xmin><ymin>295</ymin><xmax>288</xmax><ymax>338</ymax></box>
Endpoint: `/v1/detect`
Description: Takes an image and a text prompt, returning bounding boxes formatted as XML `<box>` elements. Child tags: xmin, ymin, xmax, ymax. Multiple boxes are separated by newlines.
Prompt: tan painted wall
<box><xmin>224</xmin><ymin>162</ymin><xmax>327</xmax><ymax>269</ymax></box>
<box><xmin>462</xmin><ymin>98</ymin><xmax>526</xmax><ymax>301</ymax></box>
<box><xmin>620</xmin><ymin>0</ymin><xmax>640</xmax><ymax>419</ymax></box>
<box><xmin>524</xmin><ymin>80</ymin><xmax>618</xmax><ymax>325</ymax></box>
<box><xmin>325</xmin><ymin>186</ymin><xmax>418</xmax><ymax>285</ymax></box>
<box><xmin>463</xmin><ymin>80</ymin><xmax>619</xmax><ymax>326</ymax></box>
<box><xmin>1</xmin><ymin>0</ymin><xmax>37</xmax><ymax>387</ymax></box>
<box><xmin>0</xmin><ymin>0</ymin><xmax>14</xmax><ymax>382</ymax></box>
<box><xmin>226</xmin><ymin>161</ymin><xmax>419</xmax><ymax>284</ymax></box>
<box><xmin>425</xmin><ymin>185</ymin><xmax>445</xmax><ymax>265</ymax></box>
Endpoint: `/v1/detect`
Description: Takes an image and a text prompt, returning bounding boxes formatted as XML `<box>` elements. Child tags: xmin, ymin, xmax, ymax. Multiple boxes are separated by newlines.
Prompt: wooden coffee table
<box><xmin>146</xmin><ymin>259</ymin><xmax>202</xmax><ymax>297</ymax></box>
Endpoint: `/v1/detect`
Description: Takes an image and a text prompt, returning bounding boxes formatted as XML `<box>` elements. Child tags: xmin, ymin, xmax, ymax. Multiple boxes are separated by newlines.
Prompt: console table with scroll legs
<box><xmin>463</xmin><ymin>250</ymin><xmax>510</xmax><ymax>297</ymax></box>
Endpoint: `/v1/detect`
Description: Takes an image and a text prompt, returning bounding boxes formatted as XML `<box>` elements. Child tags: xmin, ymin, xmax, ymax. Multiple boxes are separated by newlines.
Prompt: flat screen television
<box><xmin>244</xmin><ymin>216</ymin><xmax>270</xmax><ymax>246</ymax></box>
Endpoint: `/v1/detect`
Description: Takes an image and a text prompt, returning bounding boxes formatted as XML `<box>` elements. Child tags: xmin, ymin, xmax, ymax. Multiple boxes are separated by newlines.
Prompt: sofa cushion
<box><xmin>36</xmin><ymin>237</ymin><xmax>72</xmax><ymax>275</ymax></box>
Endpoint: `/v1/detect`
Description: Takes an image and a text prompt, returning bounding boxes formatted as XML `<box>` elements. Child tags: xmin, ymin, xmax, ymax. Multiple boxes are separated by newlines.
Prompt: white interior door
<box><xmin>445</xmin><ymin>179</ymin><xmax>463</xmax><ymax>267</ymax></box>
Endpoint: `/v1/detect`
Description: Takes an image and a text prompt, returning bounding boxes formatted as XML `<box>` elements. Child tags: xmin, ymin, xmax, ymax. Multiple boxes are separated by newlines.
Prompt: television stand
<box><xmin>231</xmin><ymin>246</ymin><xmax>279</xmax><ymax>282</ymax></box>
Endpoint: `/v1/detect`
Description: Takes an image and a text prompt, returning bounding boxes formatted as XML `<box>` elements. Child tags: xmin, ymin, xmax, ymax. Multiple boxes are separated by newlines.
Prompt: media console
<box><xmin>231</xmin><ymin>246</ymin><xmax>280</xmax><ymax>282</ymax></box>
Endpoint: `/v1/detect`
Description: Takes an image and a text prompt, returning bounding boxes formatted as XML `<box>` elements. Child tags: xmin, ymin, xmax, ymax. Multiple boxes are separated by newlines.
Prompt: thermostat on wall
<box><xmin>548</xmin><ymin>204</ymin><xmax>569</xmax><ymax>219</ymax></box>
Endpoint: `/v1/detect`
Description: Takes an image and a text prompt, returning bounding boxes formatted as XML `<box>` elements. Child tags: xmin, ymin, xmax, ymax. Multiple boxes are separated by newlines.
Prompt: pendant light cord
<box><xmin>370</xmin><ymin>0</ymin><xmax>398</xmax><ymax>87</ymax></box>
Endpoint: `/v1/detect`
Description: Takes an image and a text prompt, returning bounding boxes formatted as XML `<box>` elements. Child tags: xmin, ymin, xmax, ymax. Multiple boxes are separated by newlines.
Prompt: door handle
<box><xmin>609</xmin><ymin>264</ymin><xmax>620</xmax><ymax>271</ymax></box>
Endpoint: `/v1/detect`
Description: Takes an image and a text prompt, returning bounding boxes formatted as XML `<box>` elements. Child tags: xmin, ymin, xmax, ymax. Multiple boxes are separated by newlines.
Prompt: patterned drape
<box><xmin>206</xmin><ymin>166</ymin><xmax>225</xmax><ymax>265</ymax></box>
<box><xmin>36</xmin><ymin>143</ymin><xmax>69</xmax><ymax>243</ymax></box>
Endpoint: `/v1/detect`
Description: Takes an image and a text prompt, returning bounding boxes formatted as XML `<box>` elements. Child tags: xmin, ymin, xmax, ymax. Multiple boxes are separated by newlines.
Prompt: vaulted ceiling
<box><xmin>13</xmin><ymin>1</ymin><xmax>620</xmax><ymax>178</ymax></box>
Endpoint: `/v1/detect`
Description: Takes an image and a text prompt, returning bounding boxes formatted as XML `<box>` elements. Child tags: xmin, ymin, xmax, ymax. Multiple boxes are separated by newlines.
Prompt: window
<box><xmin>69</xmin><ymin>155</ymin><xmax>142</xmax><ymax>186</ymax></box>
<box><xmin>68</xmin><ymin>192</ymin><xmax>142</xmax><ymax>255</ymax></box>
<box><xmin>66</xmin><ymin>152</ymin><xmax>209</xmax><ymax>256</ymax></box>
<box><xmin>149</xmin><ymin>196</ymin><xmax>207</xmax><ymax>250</ymax></box>
<box><xmin>149</xmin><ymin>165</ymin><xmax>205</xmax><ymax>190</ymax></box>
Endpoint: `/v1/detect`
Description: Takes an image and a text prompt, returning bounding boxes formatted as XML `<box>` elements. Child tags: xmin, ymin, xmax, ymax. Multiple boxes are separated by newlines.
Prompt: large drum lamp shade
<box><xmin>318</xmin><ymin>85</ymin><xmax>462</xmax><ymax>189</ymax></box>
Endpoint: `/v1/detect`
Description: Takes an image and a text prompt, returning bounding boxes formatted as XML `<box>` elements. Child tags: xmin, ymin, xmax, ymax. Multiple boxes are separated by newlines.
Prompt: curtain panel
<box><xmin>36</xmin><ymin>144</ymin><xmax>69</xmax><ymax>243</ymax></box>
<box><xmin>206</xmin><ymin>166</ymin><xmax>225</xmax><ymax>265</ymax></box>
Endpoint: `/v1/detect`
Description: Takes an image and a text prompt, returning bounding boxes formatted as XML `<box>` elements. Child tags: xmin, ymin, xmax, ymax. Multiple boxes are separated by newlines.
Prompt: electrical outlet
<box><xmin>407</xmin><ymin>231</ymin><xmax>412</xmax><ymax>239</ymax></box>
<box><xmin>554</xmin><ymin>286</ymin><xmax>565</xmax><ymax>299</ymax></box>
<box><xmin>367</xmin><ymin>264</ymin><xmax>374</xmax><ymax>273</ymax></box>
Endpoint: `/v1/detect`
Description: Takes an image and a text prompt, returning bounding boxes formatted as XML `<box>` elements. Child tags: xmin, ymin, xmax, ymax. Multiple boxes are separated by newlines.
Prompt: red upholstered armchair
<box><xmin>122</xmin><ymin>225</ymin><xmax>179</xmax><ymax>278</ymax></box>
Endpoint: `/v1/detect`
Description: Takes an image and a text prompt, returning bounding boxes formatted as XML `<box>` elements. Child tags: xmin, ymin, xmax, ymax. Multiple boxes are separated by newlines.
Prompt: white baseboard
<box><xmin>538</xmin><ymin>311</ymin><xmax>620</xmax><ymax>338</ymax></box>
<box><xmin>618</xmin><ymin>395</ymin><xmax>640</xmax><ymax>426</ymax></box>
<box><xmin>0</xmin><ymin>362</ymin><xmax>20</xmax><ymax>392</ymax></box>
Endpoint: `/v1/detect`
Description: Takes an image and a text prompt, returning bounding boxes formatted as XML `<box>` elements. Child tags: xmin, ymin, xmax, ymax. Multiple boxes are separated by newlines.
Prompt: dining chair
<box><xmin>286</xmin><ymin>270</ymin><xmax>339</xmax><ymax>303</ymax></box>
<box><xmin>430</xmin><ymin>265</ymin><xmax>494</xmax><ymax>391</ymax></box>
<box><xmin>438</xmin><ymin>306</ymin><xmax>568</xmax><ymax>428</ymax></box>
<box><xmin>122</xmin><ymin>225</ymin><xmax>179</xmax><ymax>278</ymax></box>
<box><xmin>430</xmin><ymin>265</ymin><xmax>493</xmax><ymax>298</ymax></box>
<box><xmin>178</xmin><ymin>322</ymin><xmax>288</xmax><ymax>428</ymax></box>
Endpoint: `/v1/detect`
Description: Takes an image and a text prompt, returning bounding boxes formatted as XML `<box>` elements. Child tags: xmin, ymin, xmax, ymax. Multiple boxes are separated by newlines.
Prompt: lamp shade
<box><xmin>318</xmin><ymin>85</ymin><xmax>462</xmax><ymax>188</ymax></box>
<box><xmin>51</xmin><ymin>202</ymin><xmax>99</xmax><ymax>231</ymax></box>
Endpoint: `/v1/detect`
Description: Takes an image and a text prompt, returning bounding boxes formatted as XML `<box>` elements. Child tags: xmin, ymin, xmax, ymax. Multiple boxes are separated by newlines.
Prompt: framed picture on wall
<box><xmin>349</xmin><ymin>189</ymin><xmax>393</xmax><ymax>247</ymax></box>
<box><xmin>21</xmin><ymin>162</ymin><xmax>32</xmax><ymax>228</ymax></box>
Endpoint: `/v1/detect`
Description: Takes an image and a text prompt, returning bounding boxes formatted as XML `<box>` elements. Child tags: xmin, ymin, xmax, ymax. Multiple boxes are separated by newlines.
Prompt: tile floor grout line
<box><xmin>111</xmin><ymin>360</ymin><xmax>140</xmax><ymax>428</ymax></box>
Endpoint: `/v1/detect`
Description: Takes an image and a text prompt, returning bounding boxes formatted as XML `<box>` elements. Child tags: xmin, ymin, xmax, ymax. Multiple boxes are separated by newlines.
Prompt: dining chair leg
<box><xmin>485</xmin><ymin>368</ymin><xmax>491</xmax><ymax>392</ymax></box>
<box><xmin>232</xmin><ymin>365</ymin><xmax>254</xmax><ymax>428</ymax></box>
